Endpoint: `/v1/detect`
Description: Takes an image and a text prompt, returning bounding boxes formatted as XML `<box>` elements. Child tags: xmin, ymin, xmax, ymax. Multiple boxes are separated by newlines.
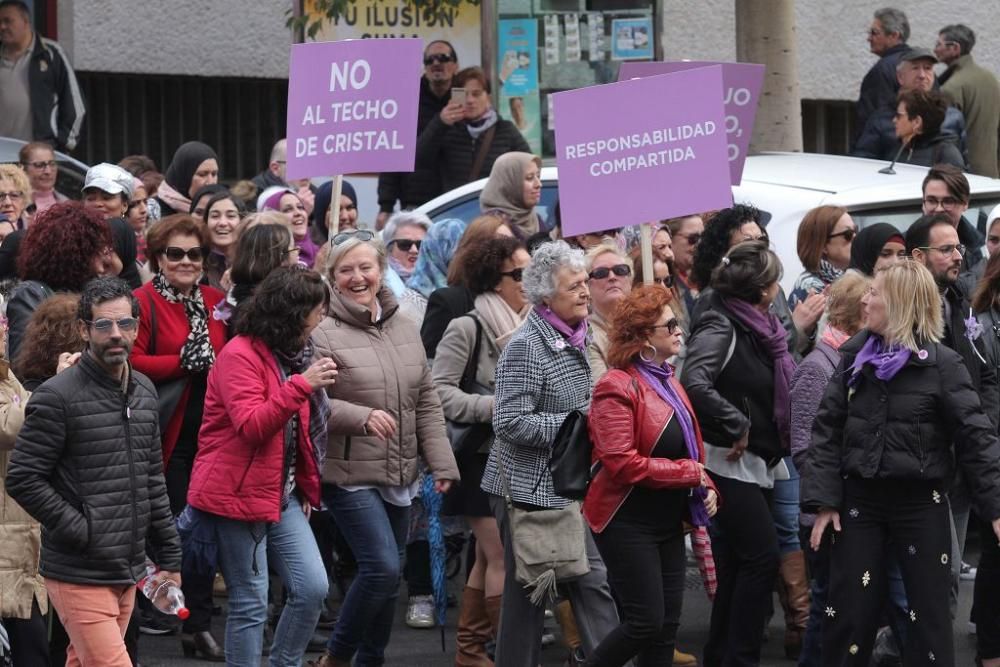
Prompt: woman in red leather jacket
<box><xmin>583</xmin><ymin>285</ymin><xmax>719</xmax><ymax>667</ymax></box>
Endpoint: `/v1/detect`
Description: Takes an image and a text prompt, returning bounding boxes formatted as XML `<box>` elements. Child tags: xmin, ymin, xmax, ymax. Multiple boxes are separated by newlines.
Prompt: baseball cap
<box><xmin>901</xmin><ymin>47</ymin><xmax>938</xmax><ymax>64</ymax></box>
<box><xmin>84</xmin><ymin>163</ymin><xmax>135</xmax><ymax>198</ymax></box>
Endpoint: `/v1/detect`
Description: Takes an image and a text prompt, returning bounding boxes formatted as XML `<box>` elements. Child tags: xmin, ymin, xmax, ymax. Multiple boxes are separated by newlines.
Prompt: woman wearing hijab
<box><xmin>479</xmin><ymin>152</ymin><xmax>544</xmax><ymax>240</ymax></box>
<box><xmin>399</xmin><ymin>217</ymin><xmax>468</xmax><ymax>324</ymax></box>
<box><xmin>311</xmin><ymin>180</ymin><xmax>359</xmax><ymax>244</ymax></box>
<box><xmin>848</xmin><ymin>223</ymin><xmax>908</xmax><ymax>277</ymax></box>
<box><xmin>155</xmin><ymin>141</ymin><xmax>220</xmax><ymax>217</ymax></box>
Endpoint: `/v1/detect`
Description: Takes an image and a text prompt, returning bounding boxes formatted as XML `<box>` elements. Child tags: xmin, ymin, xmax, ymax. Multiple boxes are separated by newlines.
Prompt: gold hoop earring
<box><xmin>639</xmin><ymin>343</ymin><xmax>657</xmax><ymax>363</ymax></box>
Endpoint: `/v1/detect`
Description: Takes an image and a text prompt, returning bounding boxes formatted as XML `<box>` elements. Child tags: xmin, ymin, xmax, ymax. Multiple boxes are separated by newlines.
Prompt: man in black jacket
<box><xmin>375</xmin><ymin>40</ymin><xmax>458</xmax><ymax>229</ymax></box>
<box><xmin>0</xmin><ymin>0</ymin><xmax>85</xmax><ymax>151</ymax></box>
<box><xmin>854</xmin><ymin>8</ymin><xmax>910</xmax><ymax>149</ymax></box>
<box><xmin>906</xmin><ymin>213</ymin><xmax>999</xmax><ymax>618</ymax></box>
<box><xmin>7</xmin><ymin>277</ymin><xmax>181</xmax><ymax>666</ymax></box>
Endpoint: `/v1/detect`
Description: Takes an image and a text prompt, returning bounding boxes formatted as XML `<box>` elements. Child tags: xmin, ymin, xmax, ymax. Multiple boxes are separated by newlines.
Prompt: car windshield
<box><xmin>851</xmin><ymin>197</ymin><xmax>1000</xmax><ymax>237</ymax></box>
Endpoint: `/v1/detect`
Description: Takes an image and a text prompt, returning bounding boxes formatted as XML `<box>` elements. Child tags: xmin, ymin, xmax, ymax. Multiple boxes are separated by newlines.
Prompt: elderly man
<box><xmin>936</xmin><ymin>24</ymin><xmax>1000</xmax><ymax>178</ymax></box>
<box><xmin>854</xmin><ymin>7</ymin><xmax>910</xmax><ymax>148</ymax></box>
<box><xmin>852</xmin><ymin>48</ymin><xmax>968</xmax><ymax>162</ymax></box>
<box><xmin>375</xmin><ymin>40</ymin><xmax>459</xmax><ymax>229</ymax></box>
<box><xmin>0</xmin><ymin>0</ymin><xmax>84</xmax><ymax>151</ymax></box>
<box><xmin>252</xmin><ymin>138</ymin><xmax>289</xmax><ymax>192</ymax></box>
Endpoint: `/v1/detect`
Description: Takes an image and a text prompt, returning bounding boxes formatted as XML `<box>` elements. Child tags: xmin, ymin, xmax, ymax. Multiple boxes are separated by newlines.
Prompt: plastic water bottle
<box><xmin>138</xmin><ymin>565</ymin><xmax>190</xmax><ymax>620</ymax></box>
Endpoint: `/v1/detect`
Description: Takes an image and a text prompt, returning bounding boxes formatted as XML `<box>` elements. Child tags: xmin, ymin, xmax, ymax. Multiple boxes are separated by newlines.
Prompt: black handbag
<box><xmin>147</xmin><ymin>294</ymin><xmax>188</xmax><ymax>433</ymax></box>
<box><xmin>445</xmin><ymin>314</ymin><xmax>494</xmax><ymax>457</ymax></box>
<box><xmin>548</xmin><ymin>410</ymin><xmax>599</xmax><ymax>500</ymax></box>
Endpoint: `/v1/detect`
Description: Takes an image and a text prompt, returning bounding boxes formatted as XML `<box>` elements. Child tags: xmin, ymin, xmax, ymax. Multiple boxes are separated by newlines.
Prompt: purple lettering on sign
<box><xmin>553</xmin><ymin>66</ymin><xmax>732</xmax><ymax>237</ymax></box>
<box><xmin>618</xmin><ymin>61</ymin><xmax>765</xmax><ymax>185</ymax></box>
<box><xmin>285</xmin><ymin>38</ymin><xmax>423</xmax><ymax>179</ymax></box>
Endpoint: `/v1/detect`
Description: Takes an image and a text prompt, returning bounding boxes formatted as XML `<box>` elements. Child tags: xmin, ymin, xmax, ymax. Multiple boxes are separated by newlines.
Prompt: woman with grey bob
<box><xmin>480</xmin><ymin>240</ymin><xmax>620</xmax><ymax>666</ymax></box>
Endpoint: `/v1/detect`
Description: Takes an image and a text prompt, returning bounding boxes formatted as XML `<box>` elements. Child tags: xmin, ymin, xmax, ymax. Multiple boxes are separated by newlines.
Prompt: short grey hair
<box><xmin>325</xmin><ymin>236</ymin><xmax>388</xmax><ymax>277</ymax></box>
<box><xmin>939</xmin><ymin>24</ymin><xmax>975</xmax><ymax>55</ymax></box>
<box><xmin>875</xmin><ymin>8</ymin><xmax>910</xmax><ymax>42</ymax></box>
<box><xmin>382</xmin><ymin>211</ymin><xmax>432</xmax><ymax>244</ymax></box>
<box><xmin>523</xmin><ymin>240</ymin><xmax>587</xmax><ymax>306</ymax></box>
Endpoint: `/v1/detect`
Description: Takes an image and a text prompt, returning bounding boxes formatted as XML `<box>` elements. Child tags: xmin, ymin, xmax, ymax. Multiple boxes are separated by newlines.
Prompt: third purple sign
<box><xmin>618</xmin><ymin>61</ymin><xmax>765</xmax><ymax>185</ymax></box>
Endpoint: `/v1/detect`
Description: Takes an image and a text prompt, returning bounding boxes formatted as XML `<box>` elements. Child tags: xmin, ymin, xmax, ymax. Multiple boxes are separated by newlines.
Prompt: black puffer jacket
<box><xmin>6</xmin><ymin>353</ymin><xmax>181</xmax><ymax>585</ymax></box>
<box><xmin>682</xmin><ymin>292</ymin><xmax>785</xmax><ymax>466</ymax></box>
<box><xmin>801</xmin><ymin>331</ymin><xmax>1000</xmax><ymax>521</ymax></box>
<box><xmin>415</xmin><ymin>114</ymin><xmax>531</xmax><ymax>193</ymax></box>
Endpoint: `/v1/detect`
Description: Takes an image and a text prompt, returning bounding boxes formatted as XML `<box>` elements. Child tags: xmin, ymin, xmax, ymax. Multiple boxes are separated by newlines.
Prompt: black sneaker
<box><xmin>138</xmin><ymin>609</ymin><xmax>177</xmax><ymax>636</ymax></box>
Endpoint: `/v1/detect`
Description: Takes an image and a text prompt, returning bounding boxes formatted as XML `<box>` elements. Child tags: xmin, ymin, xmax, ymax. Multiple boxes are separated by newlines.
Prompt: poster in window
<box><xmin>610</xmin><ymin>17</ymin><xmax>653</xmax><ymax>61</ymax></box>
<box><xmin>498</xmin><ymin>18</ymin><xmax>542</xmax><ymax>154</ymax></box>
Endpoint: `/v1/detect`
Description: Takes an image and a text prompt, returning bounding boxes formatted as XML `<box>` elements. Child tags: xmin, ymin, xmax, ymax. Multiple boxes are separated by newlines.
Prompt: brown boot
<box><xmin>554</xmin><ymin>600</ymin><xmax>582</xmax><ymax>651</ymax></box>
<box><xmin>777</xmin><ymin>550</ymin><xmax>810</xmax><ymax>659</ymax></box>
<box><xmin>455</xmin><ymin>586</ymin><xmax>494</xmax><ymax>666</ymax></box>
<box><xmin>673</xmin><ymin>646</ymin><xmax>698</xmax><ymax>666</ymax></box>
<box><xmin>484</xmin><ymin>594</ymin><xmax>502</xmax><ymax>639</ymax></box>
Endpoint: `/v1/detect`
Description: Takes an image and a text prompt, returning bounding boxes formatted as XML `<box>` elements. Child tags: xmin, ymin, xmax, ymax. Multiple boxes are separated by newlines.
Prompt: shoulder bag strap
<box><xmin>469</xmin><ymin>125</ymin><xmax>497</xmax><ymax>182</ymax></box>
<box><xmin>459</xmin><ymin>314</ymin><xmax>483</xmax><ymax>392</ymax></box>
<box><xmin>147</xmin><ymin>291</ymin><xmax>158</xmax><ymax>355</ymax></box>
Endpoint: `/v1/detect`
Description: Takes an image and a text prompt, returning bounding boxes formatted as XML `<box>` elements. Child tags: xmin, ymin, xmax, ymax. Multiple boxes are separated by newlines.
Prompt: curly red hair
<box><xmin>606</xmin><ymin>284</ymin><xmax>675</xmax><ymax>370</ymax></box>
<box><xmin>17</xmin><ymin>202</ymin><xmax>112</xmax><ymax>291</ymax></box>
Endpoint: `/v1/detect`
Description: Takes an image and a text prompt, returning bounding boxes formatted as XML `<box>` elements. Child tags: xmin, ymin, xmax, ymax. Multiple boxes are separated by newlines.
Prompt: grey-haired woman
<box><xmin>480</xmin><ymin>240</ymin><xmax>619</xmax><ymax>666</ymax></box>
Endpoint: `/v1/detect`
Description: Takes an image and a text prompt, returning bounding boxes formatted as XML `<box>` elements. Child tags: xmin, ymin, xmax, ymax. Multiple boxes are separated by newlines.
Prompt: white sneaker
<box><xmin>960</xmin><ymin>561</ymin><xmax>977</xmax><ymax>581</ymax></box>
<box><xmin>405</xmin><ymin>595</ymin><xmax>435</xmax><ymax>629</ymax></box>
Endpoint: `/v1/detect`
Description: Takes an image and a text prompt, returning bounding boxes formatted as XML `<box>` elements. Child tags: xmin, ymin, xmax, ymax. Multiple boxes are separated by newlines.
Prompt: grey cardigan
<box><xmin>480</xmin><ymin>310</ymin><xmax>592</xmax><ymax>508</ymax></box>
<box><xmin>432</xmin><ymin>312</ymin><xmax>499</xmax><ymax>426</ymax></box>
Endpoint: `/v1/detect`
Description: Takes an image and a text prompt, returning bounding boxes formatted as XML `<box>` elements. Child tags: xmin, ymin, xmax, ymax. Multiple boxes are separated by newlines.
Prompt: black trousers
<box><xmin>974</xmin><ymin>515</ymin><xmax>1000</xmax><ymax>660</ymax></box>
<box><xmin>587</xmin><ymin>509</ymin><xmax>687</xmax><ymax>666</ymax></box>
<box><xmin>2</xmin><ymin>599</ymin><xmax>49</xmax><ymax>665</ymax></box>
<box><xmin>703</xmin><ymin>473</ymin><xmax>779</xmax><ymax>667</ymax></box>
<box><xmin>822</xmin><ymin>478</ymin><xmax>953</xmax><ymax>667</ymax></box>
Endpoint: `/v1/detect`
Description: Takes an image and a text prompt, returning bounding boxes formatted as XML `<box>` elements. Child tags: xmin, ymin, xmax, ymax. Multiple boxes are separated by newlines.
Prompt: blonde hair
<box><xmin>236</xmin><ymin>211</ymin><xmax>290</xmax><ymax>238</ymax></box>
<box><xmin>0</xmin><ymin>164</ymin><xmax>32</xmax><ymax>203</ymax></box>
<box><xmin>584</xmin><ymin>241</ymin><xmax>633</xmax><ymax>273</ymax></box>
<box><xmin>826</xmin><ymin>271</ymin><xmax>869</xmax><ymax>335</ymax></box>
<box><xmin>325</xmin><ymin>236</ymin><xmax>387</xmax><ymax>277</ymax></box>
<box><xmin>878</xmin><ymin>261</ymin><xmax>942</xmax><ymax>351</ymax></box>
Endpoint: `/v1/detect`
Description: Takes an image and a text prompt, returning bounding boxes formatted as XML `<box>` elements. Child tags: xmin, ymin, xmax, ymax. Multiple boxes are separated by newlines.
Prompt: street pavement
<box><xmin>140</xmin><ymin>554</ymin><xmax>983</xmax><ymax>666</ymax></box>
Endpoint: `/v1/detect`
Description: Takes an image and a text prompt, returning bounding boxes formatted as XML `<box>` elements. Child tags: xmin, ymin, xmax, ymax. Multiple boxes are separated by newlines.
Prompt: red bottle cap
<box><xmin>177</xmin><ymin>607</ymin><xmax>191</xmax><ymax>620</ymax></box>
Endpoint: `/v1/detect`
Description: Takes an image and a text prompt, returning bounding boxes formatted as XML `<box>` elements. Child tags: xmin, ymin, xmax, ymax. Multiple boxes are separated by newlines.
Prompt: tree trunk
<box><xmin>736</xmin><ymin>0</ymin><xmax>803</xmax><ymax>152</ymax></box>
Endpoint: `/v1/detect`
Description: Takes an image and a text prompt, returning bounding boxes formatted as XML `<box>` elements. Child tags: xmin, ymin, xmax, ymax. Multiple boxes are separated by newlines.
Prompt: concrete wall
<box><xmin>662</xmin><ymin>0</ymin><xmax>1000</xmax><ymax>101</ymax></box>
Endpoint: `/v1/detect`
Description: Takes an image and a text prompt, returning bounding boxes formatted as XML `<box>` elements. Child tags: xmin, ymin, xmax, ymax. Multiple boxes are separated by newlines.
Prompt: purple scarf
<box><xmin>535</xmin><ymin>305</ymin><xmax>588</xmax><ymax>351</ymax></box>
<box><xmin>722</xmin><ymin>297</ymin><xmax>796</xmax><ymax>450</ymax></box>
<box><xmin>634</xmin><ymin>359</ymin><xmax>711</xmax><ymax>527</ymax></box>
<box><xmin>848</xmin><ymin>334</ymin><xmax>911</xmax><ymax>387</ymax></box>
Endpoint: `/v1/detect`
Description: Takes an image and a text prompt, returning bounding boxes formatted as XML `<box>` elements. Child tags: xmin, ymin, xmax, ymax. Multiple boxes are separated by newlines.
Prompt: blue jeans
<box><xmin>215</xmin><ymin>502</ymin><xmax>328</xmax><ymax>667</ymax></box>
<box><xmin>324</xmin><ymin>484</ymin><xmax>410</xmax><ymax>666</ymax></box>
<box><xmin>772</xmin><ymin>456</ymin><xmax>801</xmax><ymax>555</ymax></box>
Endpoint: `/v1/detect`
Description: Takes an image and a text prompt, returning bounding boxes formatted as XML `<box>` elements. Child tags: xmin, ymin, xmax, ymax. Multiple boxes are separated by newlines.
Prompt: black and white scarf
<box><xmin>152</xmin><ymin>272</ymin><xmax>216</xmax><ymax>372</ymax></box>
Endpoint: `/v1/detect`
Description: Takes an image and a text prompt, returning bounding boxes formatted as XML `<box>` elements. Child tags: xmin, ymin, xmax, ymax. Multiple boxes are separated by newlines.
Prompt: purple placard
<box><xmin>553</xmin><ymin>66</ymin><xmax>731</xmax><ymax>237</ymax></box>
<box><xmin>285</xmin><ymin>38</ymin><xmax>422</xmax><ymax>180</ymax></box>
<box><xmin>618</xmin><ymin>61</ymin><xmax>765</xmax><ymax>184</ymax></box>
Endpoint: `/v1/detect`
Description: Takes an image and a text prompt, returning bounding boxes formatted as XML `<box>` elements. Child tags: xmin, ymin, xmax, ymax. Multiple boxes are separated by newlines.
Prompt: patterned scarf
<box><xmin>273</xmin><ymin>340</ymin><xmax>330</xmax><ymax>465</ymax></box>
<box><xmin>816</xmin><ymin>258</ymin><xmax>844</xmax><ymax>286</ymax></box>
<box><xmin>152</xmin><ymin>272</ymin><xmax>215</xmax><ymax>372</ymax></box>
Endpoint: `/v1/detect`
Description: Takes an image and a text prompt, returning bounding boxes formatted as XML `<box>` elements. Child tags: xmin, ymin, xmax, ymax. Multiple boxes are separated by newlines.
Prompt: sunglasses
<box><xmin>682</xmin><ymin>233</ymin><xmax>702</xmax><ymax>245</ymax></box>
<box><xmin>588</xmin><ymin>264</ymin><xmax>631</xmax><ymax>280</ymax></box>
<box><xmin>652</xmin><ymin>276</ymin><xmax>674</xmax><ymax>288</ymax></box>
<box><xmin>828</xmin><ymin>228</ymin><xmax>856</xmax><ymax>242</ymax></box>
<box><xmin>390</xmin><ymin>239</ymin><xmax>422</xmax><ymax>252</ymax></box>
<box><xmin>423</xmin><ymin>53</ymin><xmax>455</xmax><ymax>66</ymax></box>
<box><xmin>332</xmin><ymin>229</ymin><xmax>375</xmax><ymax>246</ymax></box>
<box><xmin>162</xmin><ymin>246</ymin><xmax>204</xmax><ymax>262</ymax></box>
<box><xmin>86</xmin><ymin>317</ymin><xmax>139</xmax><ymax>332</ymax></box>
<box><xmin>653</xmin><ymin>318</ymin><xmax>680</xmax><ymax>334</ymax></box>
<box><xmin>501</xmin><ymin>268</ymin><xmax>524</xmax><ymax>282</ymax></box>
<box><xmin>24</xmin><ymin>160</ymin><xmax>57</xmax><ymax>170</ymax></box>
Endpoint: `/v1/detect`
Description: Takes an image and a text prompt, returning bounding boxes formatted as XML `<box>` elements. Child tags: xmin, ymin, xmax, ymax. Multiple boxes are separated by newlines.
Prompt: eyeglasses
<box><xmin>923</xmin><ymin>196</ymin><xmax>962</xmax><ymax>210</ymax></box>
<box><xmin>653</xmin><ymin>318</ymin><xmax>680</xmax><ymax>334</ymax></box>
<box><xmin>423</xmin><ymin>53</ymin><xmax>455</xmax><ymax>66</ymax></box>
<box><xmin>389</xmin><ymin>239</ymin><xmax>422</xmax><ymax>252</ymax></box>
<box><xmin>86</xmin><ymin>317</ymin><xmax>139</xmax><ymax>332</ymax></box>
<box><xmin>332</xmin><ymin>229</ymin><xmax>375</xmax><ymax>246</ymax></box>
<box><xmin>588</xmin><ymin>264</ymin><xmax>631</xmax><ymax>280</ymax></box>
<box><xmin>917</xmin><ymin>243</ymin><xmax>966</xmax><ymax>256</ymax></box>
<box><xmin>0</xmin><ymin>191</ymin><xmax>24</xmax><ymax>202</ymax></box>
<box><xmin>828</xmin><ymin>228</ymin><xmax>857</xmax><ymax>242</ymax></box>
<box><xmin>24</xmin><ymin>160</ymin><xmax>57</xmax><ymax>170</ymax></box>
<box><xmin>739</xmin><ymin>233</ymin><xmax>769</xmax><ymax>243</ymax></box>
<box><xmin>286</xmin><ymin>246</ymin><xmax>301</xmax><ymax>256</ymax></box>
<box><xmin>868</xmin><ymin>28</ymin><xmax>886</xmax><ymax>37</ymax></box>
<box><xmin>500</xmin><ymin>267</ymin><xmax>524</xmax><ymax>282</ymax></box>
<box><xmin>162</xmin><ymin>246</ymin><xmax>205</xmax><ymax>262</ymax></box>
<box><xmin>681</xmin><ymin>233</ymin><xmax>702</xmax><ymax>245</ymax></box>
<box><xmin>651</xmin><ymin>276</ymin><xmax>673</xmax><ymax>288</ymax></box>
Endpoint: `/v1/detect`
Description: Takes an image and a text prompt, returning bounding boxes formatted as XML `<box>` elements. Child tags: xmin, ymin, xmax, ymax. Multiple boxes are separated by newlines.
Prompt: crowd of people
<box><xmin>2</xmin><ymin>6</ymin><xmax>1000</xmax><ymax>667</ymax></box>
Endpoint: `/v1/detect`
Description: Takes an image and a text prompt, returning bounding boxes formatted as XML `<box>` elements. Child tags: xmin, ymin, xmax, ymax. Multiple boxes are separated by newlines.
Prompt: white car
<box><xmin>415</xmin><ymin>152</ymin><xmax>1000</xmax><ymax>291</ymax></box>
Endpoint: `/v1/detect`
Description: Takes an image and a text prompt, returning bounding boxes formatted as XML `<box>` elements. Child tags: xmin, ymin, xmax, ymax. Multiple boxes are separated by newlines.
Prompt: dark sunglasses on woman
<box><xmin>163</xmin><ymin>247</ymin><xmax>204</xmax><ymax>262</ymax></box>
<box><xmin>589</xmin><ymin>264</ymin><xmax>631</xmax><ymax>280</ymax></box>
<box><xmin>389</xmin><ymin>239</ymin><xmax>422</xmax><ymax>252</ymax></box>
<box><xmin>500</xmin><ymin>268</ymin><xmax>524</xmax><ymax>282</ymax></box>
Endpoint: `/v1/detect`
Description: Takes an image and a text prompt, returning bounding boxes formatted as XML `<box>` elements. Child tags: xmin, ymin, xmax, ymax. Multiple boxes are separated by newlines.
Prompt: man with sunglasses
<box><xmin>376</xmin><ymin>40</ymin><xmax>459</xmax><ymax>230</ymax></box>
<box><xmin>6</xmin><ymin>276</ymin><xmax>182</xmax><ymax>667</ymax></box>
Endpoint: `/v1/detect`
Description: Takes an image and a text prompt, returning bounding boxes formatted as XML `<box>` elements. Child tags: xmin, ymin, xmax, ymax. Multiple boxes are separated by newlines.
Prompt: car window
<box><xmin>56</xmin><ymin>161</ymin><xmax>86</xmax><ymax>201</ymax></box>
<box><xmin>851</xmin><ymin>197</ymin><xmax>1000</xmax><ymax>236</ymax></box>
<box><xmin>429</xmin><ymin>183</ymin><xmax>560</xmax><ymax>230</ymax></box>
